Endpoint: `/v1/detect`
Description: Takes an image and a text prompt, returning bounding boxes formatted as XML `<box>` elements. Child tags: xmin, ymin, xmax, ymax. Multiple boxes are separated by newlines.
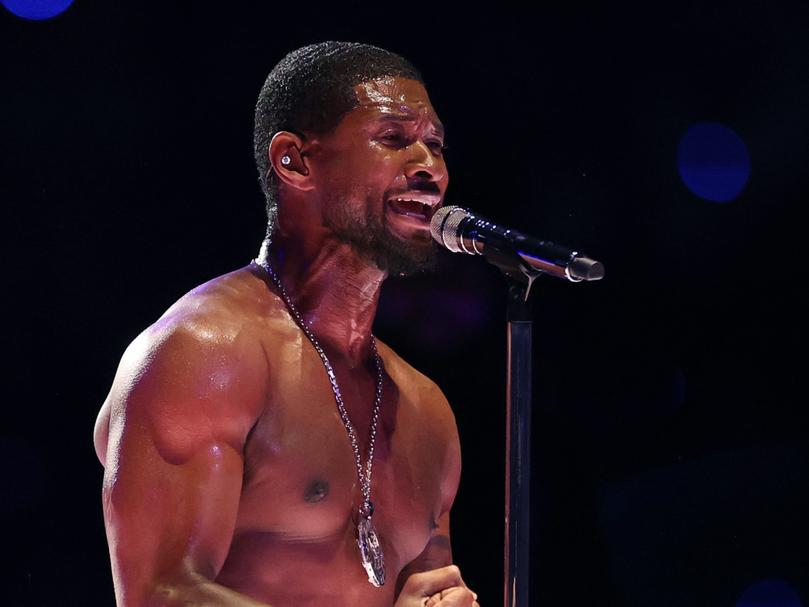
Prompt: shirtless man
<box><xmin>93</xmin><ymin>42</ymin><xmax>480</xmax><ymax>607</ymax></box>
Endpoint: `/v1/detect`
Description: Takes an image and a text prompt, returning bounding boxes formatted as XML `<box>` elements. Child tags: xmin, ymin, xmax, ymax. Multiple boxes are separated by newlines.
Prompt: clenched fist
<box><xmin>394</xmin><ymin>565</ymin><xmax>480</xmax><ymax>607</ymax></box>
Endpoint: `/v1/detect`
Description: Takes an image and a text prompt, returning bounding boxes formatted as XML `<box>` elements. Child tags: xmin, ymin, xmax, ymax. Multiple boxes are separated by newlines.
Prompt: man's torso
<box><xmin>94</xmin><ymin>263</ymin><xmax>458</xmax><ymax>606</ymax></box>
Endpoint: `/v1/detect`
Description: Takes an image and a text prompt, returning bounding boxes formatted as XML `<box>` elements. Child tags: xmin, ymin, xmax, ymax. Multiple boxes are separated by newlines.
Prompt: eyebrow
<box><xmin>375</xmin><ymin>112</ymin><xmax>445</xmax><ymax>138</ymax></box>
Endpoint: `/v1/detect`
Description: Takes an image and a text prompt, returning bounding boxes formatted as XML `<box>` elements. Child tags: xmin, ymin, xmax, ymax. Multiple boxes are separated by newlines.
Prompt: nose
<box><xmin>404</xmin><ymin>140</ymin><xmax>447</xmax><ymax>185</ymax></box>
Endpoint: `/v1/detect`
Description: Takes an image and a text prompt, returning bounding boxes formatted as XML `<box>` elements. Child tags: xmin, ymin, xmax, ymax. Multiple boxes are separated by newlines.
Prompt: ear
<box><xmin>268</xmin><ymin>131</ymin><xmax>317</xmax><ymax>192</ymax></box>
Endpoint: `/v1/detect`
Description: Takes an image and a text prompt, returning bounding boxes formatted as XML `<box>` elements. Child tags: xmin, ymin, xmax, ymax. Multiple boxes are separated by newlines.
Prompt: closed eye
<box><xmin>428</xmin><ymin>141</ymin><xmax>448</xmax><ymax>155</ymax></box>
<box><xmin>379</xmin><ymin>132</ymin><xmax>405</xmax><ymax>145</ymax></box>
<box><xmin>379</xmin><ymin>132</ymin><xmax>447</xmax><ymax>157</ymax></box>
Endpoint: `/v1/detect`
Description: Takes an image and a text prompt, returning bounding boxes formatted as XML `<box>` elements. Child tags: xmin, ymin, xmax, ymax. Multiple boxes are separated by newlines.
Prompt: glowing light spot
<box><xmin>677</xmin><ymin>122</ymin><xmax>750</xmax><ymax>203</ymax></box>
<box><xmin>1</xmin><ymin>0</ymin><xmax>74</xmax><ymax>20</ymax></box>
<box><xmin>737</xmin><ymin>579</ymin><xmax>803</xmax><ymax>607</ymax></box>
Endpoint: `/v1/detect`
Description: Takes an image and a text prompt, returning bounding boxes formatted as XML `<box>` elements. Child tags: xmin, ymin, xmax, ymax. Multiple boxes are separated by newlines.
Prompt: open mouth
<box><xmin>387</xmin><ymin>198</ymin><xmax>436</xmax><ymax>222</ymax></box>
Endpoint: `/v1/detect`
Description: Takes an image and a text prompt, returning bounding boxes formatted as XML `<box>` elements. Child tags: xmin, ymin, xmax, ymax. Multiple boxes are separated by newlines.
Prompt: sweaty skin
<box><xmin>94</xmin><ymin>77</ymin><xmax>479</xmax><ymax>607</ymax></box>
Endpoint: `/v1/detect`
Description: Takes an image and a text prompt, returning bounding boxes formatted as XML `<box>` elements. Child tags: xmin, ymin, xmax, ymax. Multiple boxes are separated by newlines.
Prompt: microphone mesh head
<box><xmin>430</xmin><ymin>205</ymin><xmax>469</xmax><ymax>253</ymax></box>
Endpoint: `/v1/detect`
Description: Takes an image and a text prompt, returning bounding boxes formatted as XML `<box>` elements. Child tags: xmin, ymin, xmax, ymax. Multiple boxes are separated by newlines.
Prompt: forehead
<box><xmin>345</xmin><ymin>76</ymin><xmax>444</xmax><ymax>135</ymax></box>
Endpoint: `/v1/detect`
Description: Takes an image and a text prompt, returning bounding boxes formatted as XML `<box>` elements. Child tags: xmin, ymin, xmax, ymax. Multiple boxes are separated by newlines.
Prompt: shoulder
<box><xmin>107</xmin><ymin>264</ymin><xmax>275</xmax><ymax>463</ymax></box>
<box><xmin>375</xmin><ymin>340</ymin><xmax>454</xmax><ymax>422</ymax></box>
<box><xmin>375</xmin><ymin>339</ymin><xmax>460</xmax><ymax>454</ymax></box>
<box><xmin>120</xmin><ymin>265</ymin><xmax>272</xmax><ymax>394</ymax></box>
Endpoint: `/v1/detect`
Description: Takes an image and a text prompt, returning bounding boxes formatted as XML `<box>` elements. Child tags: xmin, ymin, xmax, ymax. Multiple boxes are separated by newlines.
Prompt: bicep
<box><xmin>407</xmin><ymin>384</ymin><xmax>462</xmax><ymax>570</ymax></box>
<box><xmin>395</xmin><ymin>376</ymin><xmax>463</xmax><ymax>593</ymax></box>
<box><xmin>101</xmin><ymin>323</ymin><xmax>265</xmax><ymax>605</ymax></box>
<box><xmin>104</xmin><ymin>420</ymin><xmax>245</xmax><ymax>605</ymax></box>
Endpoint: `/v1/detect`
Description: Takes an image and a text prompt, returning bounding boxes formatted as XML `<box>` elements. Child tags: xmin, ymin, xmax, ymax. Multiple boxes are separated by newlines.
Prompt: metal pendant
<box><xmin>357</xmin><ymin>514</ymin><xmax>386</xmax><ymax>587</ymax></box>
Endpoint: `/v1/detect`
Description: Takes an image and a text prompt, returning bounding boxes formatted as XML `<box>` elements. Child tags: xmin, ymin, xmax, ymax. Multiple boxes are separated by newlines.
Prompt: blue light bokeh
<box><xmin>1</xmin><ymin>0</ymin><xmax>73</xmax><ymax>20</ymax></box>
<box><xmin>677</xmin><ymin>122</ymin><xmax>750</xmax><ymax>203</ymax></box>
<box><xmin>737</xmin><ymin>579</ymin><xmax>803</xmax><ymax>607</ymax></box>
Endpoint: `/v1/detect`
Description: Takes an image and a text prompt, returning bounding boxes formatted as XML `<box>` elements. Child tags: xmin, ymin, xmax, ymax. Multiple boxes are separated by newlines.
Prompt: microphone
<box><xmin>430</xmin><ymin>206</ymin><xmax>605</xmax><ymax>282</ymax></box>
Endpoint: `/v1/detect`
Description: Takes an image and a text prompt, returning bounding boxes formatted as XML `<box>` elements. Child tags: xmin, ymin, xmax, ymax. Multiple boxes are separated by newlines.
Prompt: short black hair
<box><xmin>254</xmin><ymin>41</ymin><xmax>424</xmax><ymax>240</ymax></box>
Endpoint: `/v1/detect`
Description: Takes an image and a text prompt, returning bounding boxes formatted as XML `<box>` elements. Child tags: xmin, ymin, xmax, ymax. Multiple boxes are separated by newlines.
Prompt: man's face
<box><xmin>311</xmin><ymin>76</ymin><xmax>449</xmax><ymax>276</ymax></box>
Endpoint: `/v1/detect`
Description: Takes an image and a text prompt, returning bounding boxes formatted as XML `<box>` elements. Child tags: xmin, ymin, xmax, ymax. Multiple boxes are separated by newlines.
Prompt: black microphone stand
<box><xmin>480</xmin><ymin>246</ymin><xmax>543</xmax><ymax>607</ymax></box>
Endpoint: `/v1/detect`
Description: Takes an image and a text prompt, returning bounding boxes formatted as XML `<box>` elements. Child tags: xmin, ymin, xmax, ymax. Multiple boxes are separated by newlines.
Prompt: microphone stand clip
<box><xmin>481</xmin><ymin>245</ymin><xmax>544</xmax><ymax>305</ymax></box>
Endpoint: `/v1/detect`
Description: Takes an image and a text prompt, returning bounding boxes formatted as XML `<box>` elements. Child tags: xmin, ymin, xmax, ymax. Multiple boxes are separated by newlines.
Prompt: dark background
<box><xmin>2</xmin><ymin>2</ymin><xmax>808</xmax><ymax>605</ymax></box>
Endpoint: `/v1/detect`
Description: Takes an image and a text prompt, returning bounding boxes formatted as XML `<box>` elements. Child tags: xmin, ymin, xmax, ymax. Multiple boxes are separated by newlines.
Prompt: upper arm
<box><xmin>432</xmin><ymin>382</ymin><xmax>462</xmax><ymax>523</ymax></box>
<box><xmin>396</xmin><ymin>381</ymin><xmax>463</xmax><ymax>591</ymax></box>
<box><xmin>101</xmin><ymin>314</ymin><xmax>267</xmax><ymax>606</ymax></box>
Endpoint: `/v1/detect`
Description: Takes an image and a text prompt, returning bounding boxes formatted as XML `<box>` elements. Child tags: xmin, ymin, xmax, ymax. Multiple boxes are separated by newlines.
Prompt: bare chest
<box><xmin>221</xmin><ymin>348</ymin><xmax>445</xmax><ymax>593</ymax></box>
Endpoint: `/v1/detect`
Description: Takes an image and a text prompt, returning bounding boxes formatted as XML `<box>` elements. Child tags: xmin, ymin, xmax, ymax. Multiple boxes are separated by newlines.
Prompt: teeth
<box><xmin>390</xmin><ymin>199</ymin><xmax>432</xmax><ymax>210</ymax></box>
<box><xmin>388</xmin><ymin>197</ymin><xmax>434</xmax><ymax>221</ymax></box>
<box><xmin>391</xmin><ymin>198</ymin><xmax>430</xmax><ymax>207</ymax></box>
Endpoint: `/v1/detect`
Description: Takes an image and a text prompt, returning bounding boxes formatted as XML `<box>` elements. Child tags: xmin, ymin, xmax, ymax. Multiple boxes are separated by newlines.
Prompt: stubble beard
<box><xmin>322</xmin><ymin>196</ymin><xmax>440</xmax><ymax>277</ymax></box>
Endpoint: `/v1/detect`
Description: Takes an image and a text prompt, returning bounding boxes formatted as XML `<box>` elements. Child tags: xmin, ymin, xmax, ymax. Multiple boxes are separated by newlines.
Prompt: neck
<box><xmin>258</xmin><ymin>234</ymin><xmax>386</xmax><ymax>367</ymax></box>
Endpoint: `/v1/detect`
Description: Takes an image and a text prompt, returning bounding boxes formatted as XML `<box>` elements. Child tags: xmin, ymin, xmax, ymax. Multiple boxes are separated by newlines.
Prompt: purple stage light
<box><xmin>1</xmin><ymin>0</ymin><xmax>73</xmax><ymax>20</ymax></box>
<box><xmin>677</xmin><ymin>122</ymin><xmax>750</xmax><ymax>203</ymax></box>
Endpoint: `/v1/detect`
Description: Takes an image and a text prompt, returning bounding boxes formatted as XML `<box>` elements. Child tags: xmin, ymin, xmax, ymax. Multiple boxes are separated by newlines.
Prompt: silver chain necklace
<box><xmin>254</xmin><ymin>258</ymin><xmax>387</xmax><ymax>587</ymax></box>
